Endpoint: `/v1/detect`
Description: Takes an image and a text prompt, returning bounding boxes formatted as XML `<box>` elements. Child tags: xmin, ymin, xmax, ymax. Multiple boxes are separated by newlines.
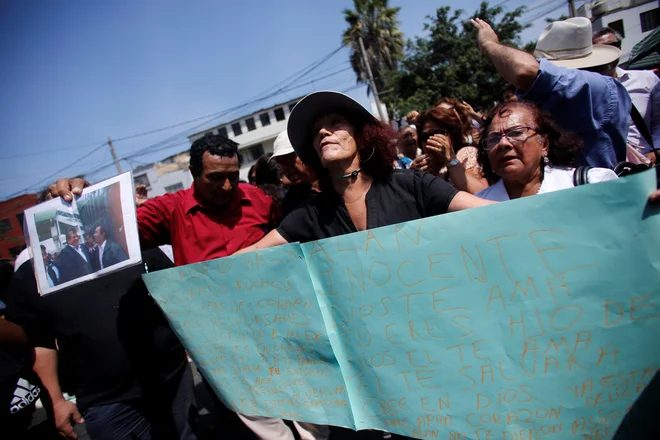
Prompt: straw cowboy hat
<box><xmin>534</xmin><ymin>17</ymin><xmax>621</xmax><ymax>69</ymax></box>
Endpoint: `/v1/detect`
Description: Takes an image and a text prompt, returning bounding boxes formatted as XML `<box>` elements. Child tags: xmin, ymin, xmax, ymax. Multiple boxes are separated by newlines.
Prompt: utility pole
<box><xmin>358</xmin><ymin>36</ymin><xmax>387</xmax><ymax>122</ymax></box>
<box><xmin>568</xmin><ymin>0</ymin><xmax>576</xmax><ymax>18</ymax></box>
<box><xmin>107</xmin><ymin>136</ymin><xmax>122</xmax><ymax>174</ymax></box>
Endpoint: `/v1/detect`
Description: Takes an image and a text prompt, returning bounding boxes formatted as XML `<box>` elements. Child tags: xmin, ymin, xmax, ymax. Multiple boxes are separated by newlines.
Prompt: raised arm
<box><xmin>471</xmin><ymin>18</ymin><xmax>539</xmax><ymax>92</ymax></box>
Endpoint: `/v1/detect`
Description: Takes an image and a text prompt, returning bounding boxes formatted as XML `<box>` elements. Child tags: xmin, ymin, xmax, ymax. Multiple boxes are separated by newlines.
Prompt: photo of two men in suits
<box><xmin>56</xmin><ymin>225</ymin><xmax>128</xmax><ymax>284</ymax></box>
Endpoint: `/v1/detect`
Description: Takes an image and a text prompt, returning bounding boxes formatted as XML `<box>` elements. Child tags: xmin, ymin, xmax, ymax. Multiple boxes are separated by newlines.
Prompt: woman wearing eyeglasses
<box><xmin>413</xmin><ymin>106</ymin><xmax>490</xmax><ymax>194</ymax></box>
<box><xmin>475</xmin><ymin>100</ymin><xmax>617</xmax><ymax>201</ymax></box>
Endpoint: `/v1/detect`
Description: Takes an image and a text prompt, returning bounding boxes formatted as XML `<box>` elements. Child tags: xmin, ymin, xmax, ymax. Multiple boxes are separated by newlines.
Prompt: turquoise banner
<box><xmin>143</xmin><ymin>170</ymin><xmax>660</xmax><ymax>439</ymax></box>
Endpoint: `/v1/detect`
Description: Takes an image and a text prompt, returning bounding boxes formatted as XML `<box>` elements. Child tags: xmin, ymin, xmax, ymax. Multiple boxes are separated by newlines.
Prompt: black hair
<box><xmin>97</xmin><ymin>224</ymin><xmax>108</xmax><ymax>238</ymax></box>
<box><xmin>40</xmin><ymin>244</ymin><xmax>46</xmax><ymax>250</ymax></box>
<box><xmin>189</xmin><ymin>133</ymin><xmax>240</xmax><ymax>177</ymax></box>
<box><xmin>253</xmin><ymin>154</ymin><xmax>281</xmax><ymax>186</ymax></box>
<box><xmin>593</xmin><ymin>27</ymin><xmax>622</xmax><ymax>43</ymax></box>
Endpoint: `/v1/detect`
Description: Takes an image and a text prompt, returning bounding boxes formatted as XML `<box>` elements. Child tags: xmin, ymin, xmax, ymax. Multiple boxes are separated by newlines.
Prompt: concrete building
<box><xmin>0</xmin><ymin>193</ymin><xmax>39</xmax><ymax>260</ymax></box>
<box><xmin>578</xmin><ymin>0</ymin><xmax>660</xmax><ymax>64</ymax></box>
<box><xmin>188</xmin><ymin>96</ymin><xmax>303</xmax><ymax>181</ymax></box>
<box><xmin>132</xmin><ymin>150</ymin><xmax>194</xmax><ymax>198</ymax></box>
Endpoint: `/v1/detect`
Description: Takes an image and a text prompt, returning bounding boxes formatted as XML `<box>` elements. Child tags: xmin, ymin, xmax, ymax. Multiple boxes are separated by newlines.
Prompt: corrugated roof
<box><xmin>628</xmin><ymin>27</ymin><xmax>660</xmax><ymax>69</ymax></box>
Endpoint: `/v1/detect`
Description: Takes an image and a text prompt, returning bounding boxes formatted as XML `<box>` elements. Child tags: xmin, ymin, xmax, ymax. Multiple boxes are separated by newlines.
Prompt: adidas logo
<box><xmin>9</xmin><ymin>378</ymin><xmax>40</xmax><ymax>414</ymax></box>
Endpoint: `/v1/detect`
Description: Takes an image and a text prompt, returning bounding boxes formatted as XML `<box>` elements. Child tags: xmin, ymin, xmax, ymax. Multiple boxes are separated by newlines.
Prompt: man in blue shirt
<box><xmin>471</xmin><ymin>17</ymin><xmax>631</xmax><ymax>168</ymax></box>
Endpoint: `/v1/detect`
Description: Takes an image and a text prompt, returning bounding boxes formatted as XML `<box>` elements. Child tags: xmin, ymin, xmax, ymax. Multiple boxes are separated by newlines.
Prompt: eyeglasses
<box><xmin>420</xmin><ymin>128</ymin><xmax>449</xmax><ymax>145</ymax></box>
<box><xmin>481</xmin><ymin>126</ymin><xmax>539</xmax><ymax>151</ymax></box>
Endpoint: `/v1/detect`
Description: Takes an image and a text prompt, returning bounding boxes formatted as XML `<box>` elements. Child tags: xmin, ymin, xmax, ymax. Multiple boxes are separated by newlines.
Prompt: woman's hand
<box><xmin>135</xmin><ymin>184</ymin><xmax>149</xmax><ymax>207</ymax></box>
<box><xmin>409</xmin><ymin>154</ymin><xmax>429</xmax><ymax>171</ymax></box>
<box><xmin>406</xmin><ymin>111</ymin><xmax>419</xmax><ymax>125</ymax></box>
<box><xmin>424</xmin><ymin>134</ymin><xmax>456</xmax><ymax>169</ymax></box>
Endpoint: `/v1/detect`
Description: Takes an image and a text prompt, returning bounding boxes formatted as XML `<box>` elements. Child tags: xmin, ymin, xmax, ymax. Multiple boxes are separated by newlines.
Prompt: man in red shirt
<box><xmin>136</xmin><ymin>134</ymin><xmax>278</xmax><ymax>265</ymax></box>
<box><xmin>56</xmin><ymin>134</ymin><xmax>278</xmax><ymax>266</ymax></box>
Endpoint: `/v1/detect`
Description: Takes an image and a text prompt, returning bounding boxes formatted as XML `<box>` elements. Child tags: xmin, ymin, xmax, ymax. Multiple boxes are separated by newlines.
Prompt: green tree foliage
<box><xmin>342</xmin><ymin>0</ymin><xmax>404</xmax><ymax>96</ymax></box>
<box><xmin>383</xmin><ymin>2</ymin><xmax>528</xmax><ymax>120</ymax></box>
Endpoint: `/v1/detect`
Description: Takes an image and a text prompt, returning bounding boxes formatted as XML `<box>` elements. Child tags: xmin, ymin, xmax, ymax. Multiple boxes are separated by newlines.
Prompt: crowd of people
<box><xmin>2</xmin><ymin>16</ymin><xmax>660</xmax><ymax>440</ymax></box>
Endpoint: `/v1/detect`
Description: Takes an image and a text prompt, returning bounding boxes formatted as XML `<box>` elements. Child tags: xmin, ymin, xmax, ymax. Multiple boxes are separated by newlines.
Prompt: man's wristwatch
<box><xmin>447</xmin><ymin>158</ymin><xmax>461</xmax><ymax>169</ymax></box>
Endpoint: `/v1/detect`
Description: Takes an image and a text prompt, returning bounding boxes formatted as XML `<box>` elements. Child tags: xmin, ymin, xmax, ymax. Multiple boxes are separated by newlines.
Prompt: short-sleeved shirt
<box><xmin>6</xmin><ymin>249</ymin><xmax>186</xmax><ymax>411</ymax></box>
<box><xmin>277</xmin><ymin>169</ymin><xmax>458</xmax><ymax>243</ymax></box>
<box><xmin>137</xmin><ymin>183</ymin><xmax>278</xmax><ymax>265</ymax></box>
<box><xmin>520</xmin><ymin>59</ymin><xmax>631</xmax><ymax>168</ymax></box>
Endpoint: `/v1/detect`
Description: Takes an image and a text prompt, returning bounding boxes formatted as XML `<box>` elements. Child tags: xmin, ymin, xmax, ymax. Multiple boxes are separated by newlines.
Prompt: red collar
<box><xmin>184</xmin><ymin>185</ymin><xmax>250</xmax><ymax>214</ymax></box>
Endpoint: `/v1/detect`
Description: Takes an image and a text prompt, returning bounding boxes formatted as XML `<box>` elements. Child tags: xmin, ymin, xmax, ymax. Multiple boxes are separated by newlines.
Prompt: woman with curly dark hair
<box><xmin>415</xmin><ymin>106</ymin><xmax>489</xmax><ymax>194</ymax></box>
<box><xmin>236</xmin><ymin>91</ymin><xmax>493</xmax><ymax>250</ymax></box>
<box><xmin>475</xmin><ymin>100</ymin><xmax>617</xmax><ymax>201</ymax></box>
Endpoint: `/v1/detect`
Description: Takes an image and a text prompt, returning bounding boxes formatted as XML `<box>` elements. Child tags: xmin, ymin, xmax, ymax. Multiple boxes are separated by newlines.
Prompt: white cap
<box><xmin>272</xmin><ymin>130</ymin><xmax>295</xmax><ymax>158</ymax></box>
<box><xmin>534</xmin><ymin>17</ymin><xmax>620</xmax><ymax>69</ymax></box>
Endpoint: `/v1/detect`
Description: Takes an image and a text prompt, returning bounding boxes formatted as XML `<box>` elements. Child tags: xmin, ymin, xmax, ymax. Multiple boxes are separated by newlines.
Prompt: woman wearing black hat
<box><xmin>239</xmin><ymin>90</ymin><xmax>494</xmax><ymax>250</ymax></box>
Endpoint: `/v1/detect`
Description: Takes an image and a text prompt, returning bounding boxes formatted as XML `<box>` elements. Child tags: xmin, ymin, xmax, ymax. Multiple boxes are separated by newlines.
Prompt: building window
<box><xmin>16</xmin><ymin>213</ymin><xmax>25</xmax><ymax>232</ymax></box>
<box><xmin>0</xmin><ymin>218</ymin><xmax>12</xmax><ymax>235</ymax></box>
<box><xmin>640</xmin><ymin>8</ymin><xmax>660</xmax><ymax>33</ymax></box>
<box><xmin>289</xmin><ymin>102</ymin><xmax>298</xmax><ymax>112</ymax></box>
<box><xmin>274</xmin><ymin>107</ymin><xmax>285</xmax><ymax>121</ymax></box>
<box><xmin>239</xmin><ymin>144</ymin><xmax>265</xmax><ymax>164</ymax></box>
<box><xmin>218</xmin><ymin>127</ymin><xmax>228</xmax><ymax>138</ymax></box>
<box><xmin>259</xmin><ymin>113</ymin><xmax>271</xmax><ymax>127</ymax></box>
<box><xmin>245</xmin><ymin>117</ymin><xmax>256</xmax><ymax>131</ymax></box>
<box><xmin>165</xmin><ymin>182</ymin><xmax>184</xmax><ymax>193</ymax></box>
<box><xmin>134</xmin><ymin>174</ymin><xmax>151</xmax><ymax>189</ymax></box>
<box><xmin>608</xmin><ymin>19</ymin><xmax>625</xmax><ymax>38</ymax></box>
<box><xmin>232</xmin><ymin>122</ymin><xmax>242</xmax><ymax>136</ymax></box>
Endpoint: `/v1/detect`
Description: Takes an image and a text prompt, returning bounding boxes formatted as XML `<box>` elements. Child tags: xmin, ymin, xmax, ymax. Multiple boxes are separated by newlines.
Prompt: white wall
<box><xmin>587</xmin><ymin>1</ymin><xmax>659</xmax><ymax>63</ymax></box>
<box><xmin>135</xmin><ymin>167</ymin><xmax>193</xmax><ymax>198</ymax></box>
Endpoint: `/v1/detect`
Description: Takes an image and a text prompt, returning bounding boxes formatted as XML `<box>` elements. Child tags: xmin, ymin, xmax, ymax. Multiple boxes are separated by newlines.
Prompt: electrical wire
<box><xmin>523</xmin><ymin>1</ymin><xmax>567</xmax><ymax>25</ymax></box>
<box><xmin>4</xmin><ymin>45</ymin><xmax>352</xmax><ymax>197</ymax></box>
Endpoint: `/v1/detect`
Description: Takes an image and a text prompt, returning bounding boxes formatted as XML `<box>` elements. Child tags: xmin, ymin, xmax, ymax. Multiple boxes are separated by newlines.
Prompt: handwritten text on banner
<box><xmin>143</xmin><ymin>171</ymin><xmax>660</xmax><ymax>439</ymax></box>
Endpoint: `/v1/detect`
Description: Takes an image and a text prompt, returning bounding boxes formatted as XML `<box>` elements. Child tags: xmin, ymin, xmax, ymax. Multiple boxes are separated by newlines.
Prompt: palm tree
<box><xmin>342</xmin><ymin>0</ymin><xmax>404</xmax><ymax>96</ymax></box>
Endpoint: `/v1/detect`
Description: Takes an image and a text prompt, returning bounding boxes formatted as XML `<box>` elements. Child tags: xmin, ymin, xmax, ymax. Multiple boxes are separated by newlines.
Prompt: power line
<box><xmin>81</xmin><ymin>69</ymin><xmax>357</xmax><ymax>180</ymax></box>
<box><xmin>1</xmin><ymin>46</ymin><xmax>348</xmax><ymax>162</ymax></box>
<box><xmin>4</xmin><ymin>45</ymin><xmax>351</xmax><ymax>198</ymax></box>
<box><xmin>4</xmin><ymin>143</ymin><xmax>108</xmax><ymax>199</ymax></box>
<box><xmin>523</xmin><ymin>1</ymin><xmax>566</xmax><ymax>24</ymax></box>
<box><xmin>522</xmin><ymin>0</ymin><xmax>562</xmax><ymax>16</ymax></box>
<box><xmin>0</xmin><ymin>142</ymin><xmax>106</xmax><ymax>160</ymax></box>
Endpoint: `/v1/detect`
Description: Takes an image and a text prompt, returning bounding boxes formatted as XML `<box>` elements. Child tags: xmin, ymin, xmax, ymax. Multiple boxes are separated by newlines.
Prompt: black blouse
<box><xmin>277</xmin><ymin>169</ymin><xmax>458</xmax><ymax>243</ymax></box>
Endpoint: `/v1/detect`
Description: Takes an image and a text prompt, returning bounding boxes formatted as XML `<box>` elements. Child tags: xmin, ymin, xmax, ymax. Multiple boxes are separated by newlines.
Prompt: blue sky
<box><xmin>0</xmin><ymin>0</ymin><xmax>563</xmax><ymax>200</ymax></box>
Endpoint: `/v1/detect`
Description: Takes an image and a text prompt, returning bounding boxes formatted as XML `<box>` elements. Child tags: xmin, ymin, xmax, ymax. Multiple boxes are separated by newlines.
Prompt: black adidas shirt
<box><xmin>277</xmin><ymin>169</ymin><xmax>459</xmax><ymax>243</ymax></box>
<box><xmin>0</xmin><ymin>347</ymin><xmax>41</xmax><ymax>435</ymax></box>
<box><xmin>6</xmin><ymin>248</ymin><xmax>187</xmax><ymax>411</ymax></box>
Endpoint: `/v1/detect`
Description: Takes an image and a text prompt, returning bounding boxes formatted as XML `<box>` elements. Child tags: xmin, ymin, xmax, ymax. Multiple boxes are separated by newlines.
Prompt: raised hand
<box><xmin>49</xmin><ymin>178</ymin><xmax>89</xmax><ymax>202</ymax></box>
<box><xmin>471</xmin><ymin>18</ymin><xmax>500</xmax><ymax>54</ymax></box>
<box><xmin>135</xmin><ymin>184</ymin><xmax>149</xmax><ymax>207</ymax></box>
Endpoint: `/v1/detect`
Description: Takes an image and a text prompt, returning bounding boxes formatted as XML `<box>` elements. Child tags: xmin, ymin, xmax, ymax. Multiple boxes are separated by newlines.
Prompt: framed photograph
<box><xmin>23</xmin><ymin>172</ymin><xmax>142</xmax><ymax>295</ymax></box>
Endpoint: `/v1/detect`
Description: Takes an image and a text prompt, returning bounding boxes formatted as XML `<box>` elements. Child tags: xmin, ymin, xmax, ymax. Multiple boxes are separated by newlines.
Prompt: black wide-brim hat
<box><xmin>286</xmin><ymin>91</ymin><xmax>377</xmax><ymax>168</ymax></box>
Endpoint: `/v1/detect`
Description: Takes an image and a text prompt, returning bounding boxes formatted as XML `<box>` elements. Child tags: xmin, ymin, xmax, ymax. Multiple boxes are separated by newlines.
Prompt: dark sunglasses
<box><xmin>419</xmin><ymin>128</ymin><xmax>449</xmax><ymax>145</ymax></box>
